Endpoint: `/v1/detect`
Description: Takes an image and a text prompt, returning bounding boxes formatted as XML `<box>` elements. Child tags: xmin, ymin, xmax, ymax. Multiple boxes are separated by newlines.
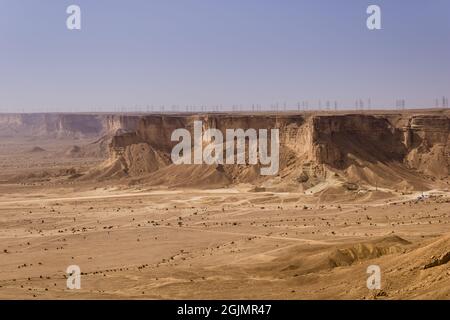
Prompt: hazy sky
<box><xmin>1</xmin><ymin>0</ymin><xmax>449</xmax><ymax>112</ymax></box>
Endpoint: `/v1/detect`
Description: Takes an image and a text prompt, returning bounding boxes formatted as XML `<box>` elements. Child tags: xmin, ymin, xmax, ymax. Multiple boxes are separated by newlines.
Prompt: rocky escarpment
<box><xmin>1</xmin><ymin>111</ymin><xmax>447</xmax><ymax>190</ymax></box>
<box><xmin>94</xmin><ymin>110</ymin><xmax>450</xmax><ymax>190</ymax></box>
<box><xmin>0</xmin><ymin>114</ymin><xmax>103</xmax><ymax>138</ymax></box>
<box><xmin>403</xmin><ymin>115</ymin><xmax>450</xmax><ymax>178</ymax></box>
<box><xmin>0</xmin><ymin>113</ymin><xmax>141</xmax><ymax>138</ymax></box>
<box><xmin>311</xmin><ymin>113</ymin><xmax>450</xmax><ymax>186</ymax></box>
<box><xmin>0</xmin><ymin>113</ymin><xmax>143</xmax><ymax>159</ymax></box>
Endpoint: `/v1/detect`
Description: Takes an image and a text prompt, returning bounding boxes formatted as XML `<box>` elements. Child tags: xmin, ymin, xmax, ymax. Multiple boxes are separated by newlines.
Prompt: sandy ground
<box><xmin>0</xmin><ymin>137</ymin><xmax>449</xmax><ymax>300</ymax></box>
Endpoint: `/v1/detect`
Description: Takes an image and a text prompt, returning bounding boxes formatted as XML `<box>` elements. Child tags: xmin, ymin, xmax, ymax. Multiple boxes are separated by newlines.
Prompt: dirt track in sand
<box><xmin>1</xmin><ymin>182</ymin><xmax>449</xmax><ymax>299</ymax></box>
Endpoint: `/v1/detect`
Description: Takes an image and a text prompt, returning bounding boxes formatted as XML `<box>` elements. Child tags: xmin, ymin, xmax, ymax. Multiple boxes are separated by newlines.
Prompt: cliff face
<box><xmin>403</xmin><ymin>115</ymin><xmax>450</xmax><ymax>178</ymax></box>
<box><xmin>311</xmin><ymin>115</ymin><xmax>407</xmax><ymax>167</ymax></box>
<box><xmin>103</xmin><ymin>115</ymin><xmax>141</xmax><ymax>136</ymax></box>
<box><xmin>307</xmin><ymin>113</ymin><xmax>449</xmax><ymax>188</ymax></box>
<box><xmin>1</xmin><ymin>111</ymin><xmax>448</xmax><ymax>190</ymax></box>
<box><xmin>101</xmin><ymin>111</ymin><xmax>450</xmax><ymax>190</ymax></box>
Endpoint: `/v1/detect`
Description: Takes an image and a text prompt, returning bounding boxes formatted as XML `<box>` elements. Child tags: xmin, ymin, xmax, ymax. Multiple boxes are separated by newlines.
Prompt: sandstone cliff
<box><xmin>95</xmin><ymin>110</ymin><xmax>450</xmax><ymax>191</ymax></box>
<box><xmin>1</xmin><ymin>111</ymin><xmax>448</xmax><ymax>191</ymax></box>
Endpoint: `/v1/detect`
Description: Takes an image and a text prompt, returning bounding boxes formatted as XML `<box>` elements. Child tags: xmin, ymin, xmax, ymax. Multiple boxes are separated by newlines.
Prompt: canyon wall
<box><xmin>102</xmin><ymin>110</ymin><xmax>450</xmax><ymax>189</ymax></box>
<box><xmin>1</xmin><ymin>111</ymin><xmax>448</xmax><ymax>190</ymax></box>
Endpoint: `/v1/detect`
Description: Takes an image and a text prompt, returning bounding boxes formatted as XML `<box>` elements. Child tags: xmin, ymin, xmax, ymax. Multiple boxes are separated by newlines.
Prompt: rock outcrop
<box><xmin>98</xmin><ymin>110</ymin><xmax>450</xmax><ymax>190</ymax></box>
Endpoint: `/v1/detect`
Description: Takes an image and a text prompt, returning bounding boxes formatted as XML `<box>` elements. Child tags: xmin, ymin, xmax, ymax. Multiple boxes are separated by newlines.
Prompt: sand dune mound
<box><xmin>261</xmin><ymin>236</ymin><xmax>410</xmax><ymax>275</ymax></box>
<box><xmin>133</xmin><ymin>164</ymin><xmax>232</xmax><ymax>188</ymax></box>
<box><xmin>358</xmin><ymin>233</ymin><xmax>450</xmax><ymax>299</ymax></box>
<box><xmin>328</xmin><ymin>236</ymin><xmax>411</xmax><ymax>268</ymax></box>
<box><xmin>28</xmin><ymin>146</ymin><xmax>46</xmax><ymax>153</ymax></box>
<box><xmin>84</xmin><ymin>142</ymin><xmax>170</xmax><ymax>180</ymax></box>
<box><xmin>252</xmin><ymin>235</ymin><xmax>412</xmax><ymax>277</ymax></box>
<box><xmin>237</xmin><ymin>234</ymin><xmax>450</xmax><ymax>287</ymax></box>
<box><xmin>394</xmin><ymin>233</ymin><xmax>450</xmax><ymax>270</ymax></box>
<box><xmin>344</xmin><ymin>162</ymin><xmax>430</xmax><ymax>191</ymax></box>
